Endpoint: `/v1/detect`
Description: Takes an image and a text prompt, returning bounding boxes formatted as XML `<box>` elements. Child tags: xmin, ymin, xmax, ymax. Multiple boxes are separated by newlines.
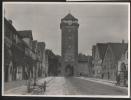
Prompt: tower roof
<box><xmin>97</xmin><ymin>43</ymin><xmax>108</xmax><ymax>60</ymax></box>
<box><xmin>108</xmin><ymin>43</ymin><xmax>128</xmax><ymax>60</ymax></box>
<box><xmin>62</xmin><ymin>13</ymin><xmax>78</xmax><ymax>21</ymax></box>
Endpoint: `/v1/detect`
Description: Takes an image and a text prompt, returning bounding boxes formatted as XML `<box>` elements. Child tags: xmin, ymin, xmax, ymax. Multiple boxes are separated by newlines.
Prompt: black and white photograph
<box><xmin>67</xmin><ymin>0</ymin><xmax>130</xmax><ymax>2</ymax></box>
<box><xmin>2</xmin><ymin>2</ymin><xmax>130</xmax><ymax>97</ymax></box>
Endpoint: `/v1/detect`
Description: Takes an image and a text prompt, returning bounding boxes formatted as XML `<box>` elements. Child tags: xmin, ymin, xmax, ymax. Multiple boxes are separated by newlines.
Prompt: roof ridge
<box><xmin>109</xmin><ymin>43</ymin><xmax>128</xmax><ymax>60</ymax></box>
<box><xmin>62</xmin><ymin>13</ymin><xmax>78</xmax><ymax>20</ymax></box>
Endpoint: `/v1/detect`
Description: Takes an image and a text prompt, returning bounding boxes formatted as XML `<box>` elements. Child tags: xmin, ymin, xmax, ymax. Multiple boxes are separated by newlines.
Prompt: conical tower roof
<box><xmin>62</xmin><ymin>13</ymin><xmax>78</xmax><ymax>21</ymax></box>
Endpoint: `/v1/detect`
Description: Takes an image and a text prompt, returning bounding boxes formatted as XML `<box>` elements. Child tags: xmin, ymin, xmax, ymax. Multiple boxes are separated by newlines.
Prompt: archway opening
<box><xmin>65</xmin><ymin>64</ymin><xmax>74</xmax><ymax>76</ymax></box>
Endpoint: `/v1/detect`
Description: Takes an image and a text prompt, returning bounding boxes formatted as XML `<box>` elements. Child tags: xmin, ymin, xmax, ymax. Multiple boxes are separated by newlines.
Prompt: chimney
<box><xmin>8</xmin><ymin>20</ymin><xmax>12</xmax><ymax>24</ymax></box>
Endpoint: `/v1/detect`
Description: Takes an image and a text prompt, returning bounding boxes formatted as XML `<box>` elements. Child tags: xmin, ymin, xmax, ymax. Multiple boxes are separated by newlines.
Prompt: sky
<box><xmin>4</xmin><ymin>3</ymin><xmax>129</xmax><ymax>55</ymax></box>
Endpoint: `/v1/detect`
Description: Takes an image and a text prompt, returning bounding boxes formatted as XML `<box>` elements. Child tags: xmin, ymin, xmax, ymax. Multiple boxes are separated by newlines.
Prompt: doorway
<box><xmin>65</xmin><ymin>64</ymin><xmax>74</xmax><ymax>76</ymax></box>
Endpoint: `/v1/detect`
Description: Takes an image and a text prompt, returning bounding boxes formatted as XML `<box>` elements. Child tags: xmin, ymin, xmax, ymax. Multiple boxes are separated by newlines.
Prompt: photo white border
<box><xmin>2</xmin><ymin>2</ymin><xmax>130</xmax><ymax>98</ymax></box>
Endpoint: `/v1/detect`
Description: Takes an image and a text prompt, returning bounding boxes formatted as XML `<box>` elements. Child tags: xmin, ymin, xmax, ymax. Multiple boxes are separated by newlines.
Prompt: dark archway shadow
<box><xmin>65</xmin><ymin>64</ymin><xmax>74</xmax><ymax>76</ymax></box>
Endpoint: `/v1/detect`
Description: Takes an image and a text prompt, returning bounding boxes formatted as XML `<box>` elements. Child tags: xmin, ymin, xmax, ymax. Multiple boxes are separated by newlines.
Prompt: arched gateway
<box><xmin>60</xmin><ymin>13</ymin><xmax>79</xmax><ymax>76</ymax></box>
<box><xmin>65</xmin><ymin>64</ymin><xmax>74</xmax><ymax>76</ymax></box>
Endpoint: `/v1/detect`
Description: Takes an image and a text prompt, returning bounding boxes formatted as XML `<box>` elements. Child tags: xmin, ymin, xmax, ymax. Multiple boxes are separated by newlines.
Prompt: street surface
<box><xmin>4</xmin><ymin>77</ymin><xmax>128</xmax><ymax>96</ymax></box>
<box><xmin>65</xmin><ymin>77</ymin><xmax>127</xmax><ymax>95</ymax></box>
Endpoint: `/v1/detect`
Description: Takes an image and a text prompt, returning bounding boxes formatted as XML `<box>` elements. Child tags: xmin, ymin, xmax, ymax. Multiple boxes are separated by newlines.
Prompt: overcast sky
<box><xmin>4</xmin><ymin>3</ymin><xmax>129</xmax><ymax>55</ymax></box>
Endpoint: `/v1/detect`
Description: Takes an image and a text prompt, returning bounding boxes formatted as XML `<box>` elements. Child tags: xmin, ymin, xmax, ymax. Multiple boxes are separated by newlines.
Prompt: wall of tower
<box><xmin>61</xmin><ymin>25</ymin><xmax>79</xmax><ymax>76</ymax></box>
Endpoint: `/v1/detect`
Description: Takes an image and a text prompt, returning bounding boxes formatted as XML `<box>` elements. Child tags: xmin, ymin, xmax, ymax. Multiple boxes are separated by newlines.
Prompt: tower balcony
<box><xmin>60</xmin><ymin>22</ymin><xmax>79</xmax><ymax>29</ymax></box>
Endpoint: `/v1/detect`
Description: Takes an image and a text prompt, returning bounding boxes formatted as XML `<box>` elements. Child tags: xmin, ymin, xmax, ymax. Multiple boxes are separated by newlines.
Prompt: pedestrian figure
<box><xmin>45</xmin><ymin>73</ymin><xmax>47</xmax><ymax>77</ymax></box>
<box><xmin>43</xmin><ymin>80</ymin><xmax>46</xmax><ymax>92</ymax></box>
<box><xmin>116</xmin><ymin>74</ymin><xmax>120</xmax><ymax>85</ymax></box>
<box><xmin>40</xmin><ymin>80</ymin><xmax>46</xmax><ymax>93</ymax></box>
<box><xmin>101</xmin><ymin>73</ymin><xmax>104</xmax><ymax>79</ymax></box>
<box><xmin>79</xmin><ymin>73</ymin><xmax>81</xmax><ymax>76</ymax></box>
<box><xmin>27</xmin><ymin>78</ymin><xmax>31</xmax><ymax>93</ymax></box>
<box><xmin>108</xmin><ymin>72</ymin><xmax>110</xmax><ymax>79</ymax></box>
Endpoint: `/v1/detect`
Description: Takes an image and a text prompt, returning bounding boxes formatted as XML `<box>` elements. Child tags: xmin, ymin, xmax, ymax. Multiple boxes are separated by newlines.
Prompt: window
<box><xmin>68</xmin><ymin>20</ymin><xmax>73</xmax><ymax>25</ymax></box>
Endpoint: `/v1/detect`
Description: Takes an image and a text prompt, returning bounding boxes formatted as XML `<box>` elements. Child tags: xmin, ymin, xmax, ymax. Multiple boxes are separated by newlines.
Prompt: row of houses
<box><xmin>92</xmin><ymin>41</ymin><xmax>128</xmax><ymax>86</ymax></box>
<box><xmin>45</xmin><ymin>49</ymin><xmax>61</xmax><ymax>76</ymax></box>
<box><xmin>77</xmin><ymin>54</ymin><xmax>93</xmax><ymax>77</ymax></box>
<box><xmin>4</xmin><ymin>18</ymin><xmax>48</xmax><ymax>82</ymax></box>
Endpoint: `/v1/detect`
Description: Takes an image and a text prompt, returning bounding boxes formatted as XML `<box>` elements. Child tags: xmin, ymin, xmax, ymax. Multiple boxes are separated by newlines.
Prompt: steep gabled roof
<box><xmin>97</xmin><ymin>43</ymin><xmax>108</xmax><ymax>60</ymax></box>
<box><xmin>18</xmin><ymin>30</ymin><xmax>33</xmax><ymax>40</ymax></box>
<box><xmin>108</xmin><ymin>43</ymin><xmax>128</xmax><ymax>60</ymax></box>
<box><xmin>4</xmin><ymin>18</ymin><xmax>22</xmax><ymax>38</ymax></box>
<box><xmin>32</xmin><ymin>40</ymin><xmax>37</xmax><ymax>50</ymax></box>
<box><xmin>62</xmin><ymin>13</ymin><xmax>78</xmax><ymax>21</ymax></box>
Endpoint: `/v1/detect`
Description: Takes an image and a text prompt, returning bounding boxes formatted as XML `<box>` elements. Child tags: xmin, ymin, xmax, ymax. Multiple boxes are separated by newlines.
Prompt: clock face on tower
<box><xmin>68</xmin><ymin>20</ymin><xmax>72</xmax><ymax>25</ymax></box>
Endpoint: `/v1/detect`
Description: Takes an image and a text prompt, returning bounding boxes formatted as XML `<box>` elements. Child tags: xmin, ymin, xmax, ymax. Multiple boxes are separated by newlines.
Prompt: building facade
<box><xmin>92</xmin><ymin>43</ymin><xmax>108</xmax><ymax>78</ymax></box>
<box><xmin>102</xmin><ymin>43</ymin><xmax>128</xmax><ymax>81</ymax></box>
<box><xmin>37</xmin><ymin>42</ymin><xmax>47</xmax><ymax>77</ymax></box>
<box><xmin>118</xmin><ymin>49</ymin><xmax>128</xmax><ymax>86</ymax></box>
<box><xmin>77</xmin><ymin>54</ymin><xmax>93</xmax><ymax>77</ymax></box>
<box><xmin>60</xmin><ymin>13</ymin><xmax>79</xmax><ymax>76</ymax></box>
<box><xmin>18</xmin><ymin>30</ymin><xmax>35</xmax><ymax>79</ymax></box>
<box><xmin>4</xmin><ymin>18</ymin><xmax>47</xmax><ymax>82</ymax></box>
<box><xmin>4</xmin><ymin>18</ymin><xmax>33</xmax><ymax>81</ymax></box>
<box><xmin>92</xmin><ymin>41</ymin><xmax>128</xmax><ymax>84</ymax></box>
<box><xmin>45</xmin><ymin>49</ymin><xmax>61</xmax><ymax>76</ymax></box>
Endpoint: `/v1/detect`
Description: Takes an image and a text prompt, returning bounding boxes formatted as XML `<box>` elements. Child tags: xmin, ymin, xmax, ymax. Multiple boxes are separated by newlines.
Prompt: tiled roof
<box><xmin>96</xmin><ymin>43</ymin><xmax>128</xmax><ymax>61</ymax></box>
<box><xmin>4</xmin><ymin>18</ymin><xmax>20</xmax><ymax>37</ymax></box>
<box><xmin>62</xmin><ymin>13</ymin><xmax>78</xmax><ymax>21</ymax></box>
<box><xmin>108</xmin><ymin>43</ymin><xmax>128</xmax><ymax>60</ymax></box>
<box><xmin>18</xmin><ymin>30</ymin><xmax>33</xmax><ymax>40</ymax></box>
<box><xmin>97</xmin><ymin>43</ymin><xmax>108</xmax><ymax>60</ymax></box>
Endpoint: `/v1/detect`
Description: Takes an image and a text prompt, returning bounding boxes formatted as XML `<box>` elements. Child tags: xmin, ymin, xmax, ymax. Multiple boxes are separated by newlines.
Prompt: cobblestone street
<box><xmin>4</xmin><ymin>77</ymin><xmax>128</xmax><ymax>96</ymax></box>
<box><xmin>43</xmin><ymin>77</ymin><xmax>128</xmax><ymax>95</ymax></box>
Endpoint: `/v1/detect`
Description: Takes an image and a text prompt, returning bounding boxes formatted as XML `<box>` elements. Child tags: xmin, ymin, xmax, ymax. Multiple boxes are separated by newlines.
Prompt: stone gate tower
<box><xmin>60</xmin><ymin>13</ymin><xmax>79</xmax><ymax>76</ymax></box>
